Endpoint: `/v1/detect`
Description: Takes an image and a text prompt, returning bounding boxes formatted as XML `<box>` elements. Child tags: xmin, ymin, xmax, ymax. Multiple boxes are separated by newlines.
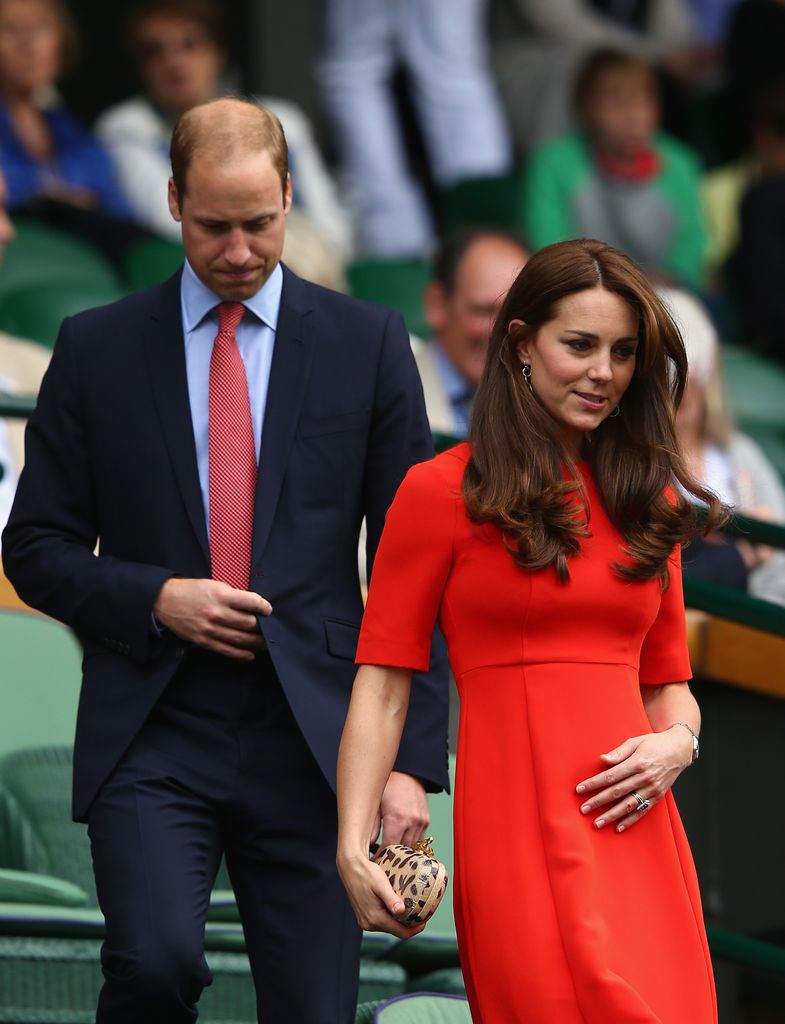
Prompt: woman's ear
<box><xmin>509</xmin><ymin>318</ymin><xmax>530</xmax><ymax>363</ymax></box>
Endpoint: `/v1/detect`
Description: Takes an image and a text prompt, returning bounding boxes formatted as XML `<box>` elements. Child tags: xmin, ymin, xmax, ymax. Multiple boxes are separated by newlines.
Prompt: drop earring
<box><xmin>522</xmin><ymin>363</ymin><xmax>534</xmax><ymax>395</ymax></box>
<box><xmin>608</xmin><ymin>405</ymin><xmax>620</xmax><ymax>418</ymax></box>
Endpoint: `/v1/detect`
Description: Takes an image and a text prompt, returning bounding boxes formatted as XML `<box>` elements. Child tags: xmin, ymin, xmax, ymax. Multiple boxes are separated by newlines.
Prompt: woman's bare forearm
<box><xmin>337</xmin><ymin>664</ymin><xmax>413</xmax><ymax>863</ymax></box>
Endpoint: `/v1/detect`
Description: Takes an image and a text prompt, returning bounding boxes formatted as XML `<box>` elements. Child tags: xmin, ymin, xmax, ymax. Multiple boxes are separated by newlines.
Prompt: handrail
<box><xmin>0</xmin><ymin>394</ymin><xmax>35</xmax><ymax>419</ymax></box>
<box><xmin>723</xmin><ymin>512</ymin><xmax>785</xmax><ymax>549</ymax></box>
<box><xmin>707</xmin><ymin>924</ymin><xmax>785</xmax><ymax>978</ymax></box>
<box><xmin>683</xmin><ymin>577</ymin><xmax>785</xmax><ymax>639</ymax></box>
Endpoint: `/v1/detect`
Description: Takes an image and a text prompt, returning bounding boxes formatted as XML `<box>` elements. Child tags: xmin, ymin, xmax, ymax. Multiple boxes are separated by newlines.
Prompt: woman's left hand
<box><xmin>575</xmin><ymin>727</ymin><xmax>694</xmax><ymax>833</ymax></box>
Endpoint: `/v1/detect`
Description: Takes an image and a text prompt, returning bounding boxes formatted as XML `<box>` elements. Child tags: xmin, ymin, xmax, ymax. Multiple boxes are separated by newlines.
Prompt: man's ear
<box><xmin>423</xmin><ymin>281</ymin><xmax>448</xmax><ymax>334</ymax></box>
<box><xmin>283</xmin><ymin>173</ymin><xmax>293</xmax><ymax>215</ymax></box>
<box><xmin>509</xmin><ymin>318</ymin><xmax>530</xmax><ymax>363</ymax></box>
<box><xmin>167</xmin><ymin>177</ymin><xmax>183</xmax><ymax>222</ymax></box>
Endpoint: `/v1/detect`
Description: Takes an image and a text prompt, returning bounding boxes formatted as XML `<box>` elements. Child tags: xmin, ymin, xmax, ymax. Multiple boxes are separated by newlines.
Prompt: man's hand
<box><xmin>153</xmin><ymin>578</ymin><xmax>272</xmax><ymax>661</ymax></box>
<box><xmin>374</xmin><ymin>771</ymin><xmax>430</xmax><ymax>849</ymax></box>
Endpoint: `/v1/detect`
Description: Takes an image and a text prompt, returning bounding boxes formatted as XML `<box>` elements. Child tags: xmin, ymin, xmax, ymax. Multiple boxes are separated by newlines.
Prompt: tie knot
<box><xmin>217</xmin><ymin>302</ymin><xmax>246</xmax><ymax>336</ymax></box>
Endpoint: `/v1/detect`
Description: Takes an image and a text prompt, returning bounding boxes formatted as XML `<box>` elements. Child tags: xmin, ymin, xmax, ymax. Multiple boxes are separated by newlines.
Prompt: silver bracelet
<box><xmin>671</xmin><ymin>722</ymin><xmax>700</xmax><ymax>763</ymax></box>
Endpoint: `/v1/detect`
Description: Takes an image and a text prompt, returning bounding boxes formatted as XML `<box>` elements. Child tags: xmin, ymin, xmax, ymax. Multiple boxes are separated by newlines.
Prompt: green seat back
<box><xmin>0</xmin><ymin>282</ymin><xmax>125</xmax><ymax>349</ymax></box>
<box><xmin>124</xmin><ymin>236</ymin><xmax>184</xmax><ymax>291</ymax></box>
<box><xmin>721</xmin><ymin>346</ymin><xmax>785</xmax><ymax>434</ymax></box>
<box><xmin>437</xmin><ymin>168</ymin><xmax>524</xmax><ymax>234</ymax></box>
<box><xmin>347</xmin><ymin>258</ymin><xmax>430</xmax><ymax>338</ymax></box>
<box><xmin>0</xmin><ymin>611</ymin><xmax>81</xmax><ymax>757</ymax></box>
<box><xmin>0</xmin><ymin>220</ymin><xmax>120</xmax><ymax>297</ymax></box>
<box><xmin>373</xmin><ymin>993</ymin><xmax>471</xmax><ymax>1022</ymax></box>
<box><xmin>0</xmin><ymin>746</ymin><xmax>95</xmax><ymax>905</ymax></box>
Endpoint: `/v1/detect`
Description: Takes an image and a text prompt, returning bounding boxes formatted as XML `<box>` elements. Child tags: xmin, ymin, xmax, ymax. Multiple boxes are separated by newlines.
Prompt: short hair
<box><xmin>572</xmin><ymin>49</ymin><xmax>658</xmax><ymax>117</ymax></box>
<box><xmin>128</xmin><ymin>0</ymin><xmax>226</xmax><ymax>54</ymax></box>
<box><xmin>169</xmin><ymin>97</ymin><xmax>289</xmax><ymax>201</ymax></box>
<box><xmin>432</xmin><ymin>226</ymin><xmax>529</xmax><ymax>295</ymax></box>
<box><xmin>0</xmin><ymin>0</ymin><xmax>80</xmax><ymax>73</ymax></box>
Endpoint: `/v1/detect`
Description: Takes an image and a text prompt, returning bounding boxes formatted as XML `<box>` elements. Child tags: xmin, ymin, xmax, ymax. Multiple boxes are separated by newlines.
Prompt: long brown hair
<box><xmin>463</xmin><ymin>238</ymin><xmax>726</xmax><ymax>585</ymax></box>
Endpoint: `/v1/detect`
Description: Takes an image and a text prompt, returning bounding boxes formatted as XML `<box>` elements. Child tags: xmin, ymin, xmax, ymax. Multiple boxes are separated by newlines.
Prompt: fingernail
<box><xmin>580</xmin><ymin>803</ymin><xmax>591</xmax><ymax>814</ymax></box>
<box><xmin>617</xmin><ymin>824</ymin><xmax>625</xmax><ymax>833</ymax></box>
<box><xmin>576</xmin><ymin>784</ymin><xmax>585</xmax><ymax>793</ymax></box>
<box><xmin>595</xmin><ymin>818</ymin><xmax>605</xmax><ymax>829</ymax></box>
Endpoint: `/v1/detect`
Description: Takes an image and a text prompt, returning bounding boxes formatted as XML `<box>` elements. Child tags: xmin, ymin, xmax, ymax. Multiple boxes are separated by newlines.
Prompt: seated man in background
<box><xmin>0</xmin><ymin>168</ymin><xmax>50</xmax><ymax>544</ymax></box>
<box><xmin>414</xmin><ymin>226</ymin><xmax>527</xmax><ymax>439</ymax></box>
<box><xmin>96</xmin><ymin>0</ymin><xmax>353</xmax><ymax>270</ymax></box>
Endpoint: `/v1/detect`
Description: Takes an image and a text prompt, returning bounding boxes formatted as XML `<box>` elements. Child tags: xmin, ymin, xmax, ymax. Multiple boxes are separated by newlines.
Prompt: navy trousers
<box><xmin>87</xmin><ymin>650</ymin><xmax>361</xmax><ymax>1023</ymax></box>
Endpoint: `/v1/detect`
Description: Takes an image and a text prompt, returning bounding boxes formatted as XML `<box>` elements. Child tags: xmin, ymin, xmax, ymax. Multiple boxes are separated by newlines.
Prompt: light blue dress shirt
<box><xmin>180</xmin><ymin>259</ymin><xmax>283</xmax><ymax>533</ymax></box>
<box><xmin>432</xmin><ymin>341</ymin><xmax>474</xmax><ymax>439</ymax></box>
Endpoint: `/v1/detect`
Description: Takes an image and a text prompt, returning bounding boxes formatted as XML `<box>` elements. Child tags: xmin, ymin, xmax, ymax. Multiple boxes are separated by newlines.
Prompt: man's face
<box><xmin>0</xmin><ymin>0</ymin><xmax>63</xmax><ymax>96</ymax></box>
<box><xmin>169</xmin><ymin>149</ymin><xmax>292</xmax><ymax>301</ymax></box>
<box><xmin>424</xmin><ymin>237</ymin><xmax>527</xmax><ymax>388</ymax></box>
<box><xmin>136</xmin><ymin>15</ymin><xmax>223</xmax><ymax>115</ymax></box>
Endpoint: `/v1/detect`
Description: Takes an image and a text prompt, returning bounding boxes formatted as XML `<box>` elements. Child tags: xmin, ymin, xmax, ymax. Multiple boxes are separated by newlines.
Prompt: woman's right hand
<box><xmin>337</xmin><ymin>852</ymin><xmax>427</xmax><ymax>940</ymax></box>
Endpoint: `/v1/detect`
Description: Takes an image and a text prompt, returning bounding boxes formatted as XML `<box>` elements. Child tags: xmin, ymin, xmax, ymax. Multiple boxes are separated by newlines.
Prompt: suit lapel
<box><xmin>252</xmin><ymin>267</ymin><xmax>315</xmax><ymax>562</ymax></box>
<box><xmin>142</xmin><ymin>272</ymin><xmax>210</xmax><ymax>564</ymax></box>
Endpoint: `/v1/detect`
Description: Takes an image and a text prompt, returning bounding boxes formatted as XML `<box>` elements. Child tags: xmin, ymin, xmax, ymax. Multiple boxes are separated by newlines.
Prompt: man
<box><xmin>0</xmin><ymin>168</ymin><xmax>51</xmax><ymax>544</ymax></box>
<box><xmin>415</xmin><ymin>226</ymin><xmax>528</xmax><ymax>439</ymax></box>
<box><xmin>3</xmin><ymin>98</ymin><xmax>448</xmax><ymax>1023</ymax></box>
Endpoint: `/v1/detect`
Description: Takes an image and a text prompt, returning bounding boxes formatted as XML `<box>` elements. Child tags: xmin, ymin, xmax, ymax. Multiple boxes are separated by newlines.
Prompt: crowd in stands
<box><xmin>1</xmin><ymin>0</ymin><xmax>785</xmax><ymax>605</ymax></box>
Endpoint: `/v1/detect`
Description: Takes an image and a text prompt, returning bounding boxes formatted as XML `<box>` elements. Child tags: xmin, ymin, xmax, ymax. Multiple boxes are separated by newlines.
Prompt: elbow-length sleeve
<box><xmin>356</xmin><ymin>458</ymin><xmax>456</xmax><ymax>673</ymax></box>
<box><xmin>639</xmin><ymin>545</ymin><xmax>692</xmax><ymax>685</ymax></box>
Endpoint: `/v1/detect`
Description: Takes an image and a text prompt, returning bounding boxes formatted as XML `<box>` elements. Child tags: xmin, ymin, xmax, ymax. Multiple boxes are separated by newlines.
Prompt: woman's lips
<box><xmin>574</xmin><ymin>392</ymin><xmax>608</xmax><ymax>410</ymax></box>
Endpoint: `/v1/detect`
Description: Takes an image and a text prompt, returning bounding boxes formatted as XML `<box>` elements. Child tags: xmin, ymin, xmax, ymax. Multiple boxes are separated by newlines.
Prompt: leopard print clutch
<box><xmin>373</xmin><ymin>838</ymin><xmax>449</xmax><ymax>925</ymax></box>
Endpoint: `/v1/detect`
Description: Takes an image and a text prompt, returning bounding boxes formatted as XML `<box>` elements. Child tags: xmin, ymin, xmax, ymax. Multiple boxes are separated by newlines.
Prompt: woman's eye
<box><xmin>565</xmin><ymin>339</ymin><xmax>590</xmax><ymax>351</ymax></box>
<box><xmin>614</xmin><ymin>346</ymin><xmax>637</xmax><ymax>360</ymax></box>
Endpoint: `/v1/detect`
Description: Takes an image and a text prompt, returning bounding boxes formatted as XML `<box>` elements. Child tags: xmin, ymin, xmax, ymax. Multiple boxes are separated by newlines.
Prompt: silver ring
<box><xmin>632</xmin><ymin>791</ymin><xmax>650</xmax><ymax>812</ymax></box>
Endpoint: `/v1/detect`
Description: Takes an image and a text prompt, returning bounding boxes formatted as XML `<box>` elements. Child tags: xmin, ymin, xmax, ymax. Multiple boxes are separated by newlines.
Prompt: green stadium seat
<box><xmin>406</xmin><ymin>968</ymin><xmax>465</xmax><ymax>996</ymax></box>
<box><xmin>721</xmin><ymin>345</ymin><xmax>785</xmax><ymax>434</ymax></box>
<box><xmin>437</xmin><ymin>168</ymin><xmax>524</xmax><ymax>234</ymax></box>
<box><xmin>347</xmin><ymin>258</ymin><xmax>430</xmax><ymax>338</ymax></box>
<box><xmin>367</xmin><ymin>992</ymin><xmax>471</xmax><ymax>1022</ymax></box>
<box><xmin>0</xmin><ymin>281</ymin><xmax>125</xmax><ymax>348</ymax></box>
<box><xmin>0</xmin><ymin>611</ymin><xmax>81</xmax><ymax>759</ymax></box>
<box><xmin>124</xmin><ymin>236</ymin><xmax>184</xmax><ymax>291</ymax></box>
<box><xmin>0</xmin><ymin>220</ymin><xmax>121</xmax><ymax>297</ymax></box>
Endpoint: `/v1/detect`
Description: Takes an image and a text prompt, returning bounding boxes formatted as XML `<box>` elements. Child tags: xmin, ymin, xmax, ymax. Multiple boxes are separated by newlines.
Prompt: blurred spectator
<box><xmin>688</xmin><ymin>0</ymin><xmax>742</xmax><ymax>43</ymax></box>
<box><xmin>491</xmin><ymin>0</ymin><xmax>696</xmax><ymax>153</ymax></box>
<box><xmin>96</xmin><ymin>0</ymin><xmax>353</xmax><ymax>265</ymax></box>
<box><xmin>661</xmin><ymin>285</ymin><xmax>785</xmax><ymax>603</ymax></box>
<box><xmin>414</xmin><ymin>226</ymin><xmax>528</xmax><ymax>437</ymax></box>
<box><xmin>734</xmin><ymin>86</ymin><xmax>785</xmax><ymax>361</ymax></box>
<box><xmin>0</xmin><ymin>168</ymin><xmax>50</xmax><ymax>544</ymax></box>
<box><xmin>725</xmin><ymin>0</ymin><xmax>785</xmax><ymax>147</ymax></box>
<box><xmin>521</xmin><ymin>50</ymin><xmax>706</xmax><ymax>291</ymax></box>
<box><xmin>316</xmin><ymin>0</ymin><xmax>513</xmax><ymax>257</ymax></box>
<box><xmin>0</xmin><ymin>0</ymin><xmax>144</xmax><ymax>266</ymax></box>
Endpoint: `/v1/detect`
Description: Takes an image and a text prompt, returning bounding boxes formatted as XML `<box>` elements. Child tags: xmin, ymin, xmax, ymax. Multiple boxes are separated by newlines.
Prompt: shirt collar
<box><xmin>181</xmin><ymin>259</ymin><xmax>284</xmax><ymax>333</ymax></box>
<box><xmin>432</xmin><ymin>339</ymin><xmax>474</xmax><ymax>404</ymax></box>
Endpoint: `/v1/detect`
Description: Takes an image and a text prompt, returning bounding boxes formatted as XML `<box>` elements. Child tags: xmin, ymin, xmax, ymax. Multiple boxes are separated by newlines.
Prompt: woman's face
<box><xmin>0</xmin><ymin>0</ymin><xmax>63</xmax><ymax>96</ymax></box>
<box><xmin>513</xmin><ymin>286</ymin><xmax>639</xmax><ymax>455</ymax></box>
<box><xmin>136</xmin><ymin>15</ymin><xmax>223</xmax><ymax>115</ymax></box>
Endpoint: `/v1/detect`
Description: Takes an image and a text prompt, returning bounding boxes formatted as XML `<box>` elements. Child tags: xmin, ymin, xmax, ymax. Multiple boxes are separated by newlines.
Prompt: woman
<box><xmin>662</xmin><ymin>285</ymin><xmax>785</xmax><ymax>604</ymax></box>
<box><xmin>0</xmin><ymin>0</ymin><xmax>128</xmax><ymax>218</ymax></box>
<box><xmin>337</xmin><ymin>239</ymin><xmax>722</xmax><ymax>1022</ymax></box>
<box><xmin>0</xmin><ymin>0</ymin><xmax>144</xmax><ymax>268</ymax></box>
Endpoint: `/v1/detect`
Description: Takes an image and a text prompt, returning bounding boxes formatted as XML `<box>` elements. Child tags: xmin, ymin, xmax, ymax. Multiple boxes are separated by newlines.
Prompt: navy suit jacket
<box><xmin>3</xmin><ymin>266</ymin><xmax>450</xmax><ymax>822</ymax></box>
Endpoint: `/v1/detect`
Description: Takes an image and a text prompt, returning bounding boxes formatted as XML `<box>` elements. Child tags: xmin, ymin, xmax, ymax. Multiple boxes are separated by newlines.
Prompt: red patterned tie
<box><xmin>209</xmin><ymin>302</ymin><xmax>256</xmax><ymax>590</ymax></box>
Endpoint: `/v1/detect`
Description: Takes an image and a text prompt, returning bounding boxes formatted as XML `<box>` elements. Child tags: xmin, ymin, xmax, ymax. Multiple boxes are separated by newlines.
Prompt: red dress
<box><xmin>356</xmin><ymin>444</ymin><xmax>717</xmax><ymax>1024</ymax></box>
